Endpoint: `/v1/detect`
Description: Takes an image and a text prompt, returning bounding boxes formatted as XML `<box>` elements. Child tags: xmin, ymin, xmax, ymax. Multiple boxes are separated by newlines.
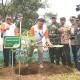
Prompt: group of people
<box><xmin>0</xmin><ymin>14</ymin><xmax>80</xmax><ymax>70</ymax></box>
<box><xmin>48</xmin><ymin>14</ymin><xmax>80</xmax><ymax>70</ymax></box>
<box><xmin>30</xmin><ymin>15</ymin><xmax>80</xmax><ymax>68</ymax></box>
<box><xmin>30</xmin><ymin>14</ymin><xmax>80</xmax><ymax>69</ymax></box>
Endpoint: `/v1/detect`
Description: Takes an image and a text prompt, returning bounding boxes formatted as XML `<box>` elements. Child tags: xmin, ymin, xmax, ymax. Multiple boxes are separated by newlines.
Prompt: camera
<box><xmin>69</xmin><ymin>35</ymin><xmax>75</xmax><ymax>40</ymax></box>
<box><xmin>70</xmin><ymin>36</ymin><xmax>75</xmax><ymax>40</ymax></box>
<box><xmin>76</xmin><ymin>4</ymin><xmax>80</xmax><ymax>11</ymax></box>
<box><xmin>76</xmin><ymin>7</ymin><xmax>80</xmax><ymax>11</ymax></box>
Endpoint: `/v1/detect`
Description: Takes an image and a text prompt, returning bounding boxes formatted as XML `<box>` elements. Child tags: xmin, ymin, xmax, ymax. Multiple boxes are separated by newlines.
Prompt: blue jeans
<box><xmin>76</xmin><ymin>46</ymin><xmax>80</xmax><ymax>70</ymax></box>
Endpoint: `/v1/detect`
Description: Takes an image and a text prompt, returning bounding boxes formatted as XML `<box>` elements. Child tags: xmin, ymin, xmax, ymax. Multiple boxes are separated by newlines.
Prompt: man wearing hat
<box><xmin>69</xmin><ymin>16</ymin><xmax>77</xmax><ymax>67</ymax></box>
<box><xmin>52</xmin><ymin>17</ymin><xmax>72</xmax><ymax>68</ymax></box>
<box><xmin>30</xmin><ymin>15</ymin><xmax>53</xmax><ymax>68</ymax></box>
<box><xmin>48</xmin><ymin>14</ymin><xmax>61</xmax><ymax>65</ymax></box>
<box><xmin>60</xmin><ymin>17</ymin><xmax>72</xmax><ymax>67</ymax></box>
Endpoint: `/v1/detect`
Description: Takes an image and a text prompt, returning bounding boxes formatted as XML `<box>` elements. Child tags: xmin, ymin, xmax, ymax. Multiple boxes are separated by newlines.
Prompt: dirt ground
<box><xmin>0</xmin><ymin>62</ymin><xmax>80</xmax><ymax>80</ymax></box>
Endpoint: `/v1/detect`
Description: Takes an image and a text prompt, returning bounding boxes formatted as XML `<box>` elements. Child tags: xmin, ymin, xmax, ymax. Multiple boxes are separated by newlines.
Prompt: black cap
<box><xmin>76</xmin><ymin>14</ymin><xmax>80</xmax><ymax>20</ymax></box>
<box><xmin>37</xmin><ymin>15</ymin><xmax>45</xmax><ymax>21</ymax></box>
<box><xmin>60</xmin><ymin>17</ymin><xmax>66</xmax><ymax>21</ymax></box>
<box><xmin>69</xmin><ymin>16</ymin><xmax>76</xmax><ymax>21</ymax></box>
<box><xmin>52</xmin><ymin>14</ymin><xmax>57</xmax><ymax>19</ymax></box>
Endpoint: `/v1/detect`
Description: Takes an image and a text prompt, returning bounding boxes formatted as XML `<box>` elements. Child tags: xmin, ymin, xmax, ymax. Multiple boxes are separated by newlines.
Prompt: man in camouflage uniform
<box><xmin>53</xmin><ymin>17</ymin><xmax>72</xmax><ymax>67</ymax></box>
<box><xmin>48</xmin><ymin>15</ymin><xmax>61</xmax><ymax>65</ymax></box>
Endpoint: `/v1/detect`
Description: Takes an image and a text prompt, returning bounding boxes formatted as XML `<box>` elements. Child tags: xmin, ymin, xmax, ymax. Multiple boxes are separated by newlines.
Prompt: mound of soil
<box><xmin>0</xmin><ymin>62</ymin><xmax>74</xmax><ymax>80</ymax></box>
<box><xmin>14</xmin><ymin>62</ymin><xmax>73</xmax><ymax>75</ymax></box>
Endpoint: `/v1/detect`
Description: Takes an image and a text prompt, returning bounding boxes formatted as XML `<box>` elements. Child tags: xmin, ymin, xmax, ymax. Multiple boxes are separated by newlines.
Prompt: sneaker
<box><xmin>25</xmin><ymin>64</ymin><xmax>29</xmax><ymax>67</ymax></box>
<box><xmin>66</xmin><ymin>65</ymin><xmax>71</xmax><ymax>69</ymax></box>
<box><xmin>56</xmin><ymin>62</ymin><xmax>60</xmax><ymax>65</ymax></box>
<box><xmin>13</xmin><ymin>64</ymin><xmax>16</xmax><ymax>67</ymax></box>
<box><xmin>3</xmin><ymin>64</ymin><xmax>9</xmax><ymax>68</ymax></box>
<box><xmin>39</xmin><ymin>64</ymin><xmax>43</xmax><ymax>68</ymax></box>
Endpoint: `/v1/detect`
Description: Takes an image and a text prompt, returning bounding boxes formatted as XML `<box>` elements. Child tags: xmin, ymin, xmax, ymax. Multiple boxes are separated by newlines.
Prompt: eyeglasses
<box><xmin>7</xmin><ymin>18</ymin><xmax>11</xmax><ymax>20</ymax></box>
<box><xmin>76</xmin><ymin>19</ymin><xmax>79</xmax><ymax>21</ymax></box>
<box><xmin>52</xmin><ymin>17</ymin><xmax>56</xmax><ymax>19</ymax></box>
<box><xmin>38</xmin><ymin>19</ymin><xmax>45</xmax><ymax>22</ymax></box>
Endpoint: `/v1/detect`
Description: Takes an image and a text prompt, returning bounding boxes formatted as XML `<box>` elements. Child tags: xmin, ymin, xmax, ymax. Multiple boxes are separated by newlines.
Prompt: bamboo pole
<box><xmin>12</xmin><ymin>49</ymin><xmax>14</xmax><ymax>76</ymax></box>
<box><xmin>19</xmin><ymin>17</ymin><xmax>22</xmax><ymax>75</ymax></box>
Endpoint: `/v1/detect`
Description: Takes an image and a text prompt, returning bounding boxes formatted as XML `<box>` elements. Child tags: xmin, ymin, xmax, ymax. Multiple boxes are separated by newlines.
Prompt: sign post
<box><xmin>4</xmin><ymin>36</ymin><xmax>21</xmax><ymax>49</ymax></box>
<box><xmin>4</xmin><ymin>36</ymin><xmax>21</xmax><ymax>75</ymax></box>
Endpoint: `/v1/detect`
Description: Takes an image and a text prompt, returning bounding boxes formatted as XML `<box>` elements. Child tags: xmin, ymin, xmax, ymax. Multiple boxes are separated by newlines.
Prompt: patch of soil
<box><xmin>15</xmin><ymin>63</ymin><xmax>39</xmax><ymax>75</ymax></box>
<box><xmin>14</xmin><ymin>62</ymin><xmax>73</xmax><ymax>75</ymax></box>
<box><xmin>0</xmin><ymin>62</ymin><xmax>74</xmax><ymax>80</ymax></box>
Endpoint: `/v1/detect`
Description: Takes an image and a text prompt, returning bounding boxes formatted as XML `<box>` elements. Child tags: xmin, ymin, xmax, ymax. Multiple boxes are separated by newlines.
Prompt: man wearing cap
<box><xmin>52</xmin><ymin>17</ymin><xmax>72</xmax><ymax>68</ymax></box>
<box><xmin>1</xmin><ymin>15</ymin><xmax>18</xmax><ymax>67</ymax></box>
<box><xmin>48</xmin><ymin>15</ymin><xmax>61</xmax><ymax>65</ymax></box>
<box><xmin>69</xmin><ymin>16</ymin><xmax>77</xmax><ymax>67</ymax></box>
<box><xmin>74</xmin><ymin>14</ymin><xmax>80</xmax><ymax>45</ymax></box>
<box><xmin>74</xmin><ymin>14</ymin><xmax>80</xmax><ymax>70</ymax></box>
<box><xmin>60</xmin><ymin>17</ymin><xmax>72</xmax><ymax>67</ymax></box>
<box><xmin>30</xmin><ymin>15</ymin><xmax>53</xmax><ymax>68</ymax></box>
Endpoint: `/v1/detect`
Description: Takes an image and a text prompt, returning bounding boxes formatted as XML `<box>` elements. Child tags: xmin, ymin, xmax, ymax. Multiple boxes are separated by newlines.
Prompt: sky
<box><xmin>38</xmin><ymin>0</ymin><xmax>80</xmax><ymax>24</ymax></box>
<box><xmin>1</xmin><ymin>0</ymin><xmax>80</xmax><ymax>24</ymax></box>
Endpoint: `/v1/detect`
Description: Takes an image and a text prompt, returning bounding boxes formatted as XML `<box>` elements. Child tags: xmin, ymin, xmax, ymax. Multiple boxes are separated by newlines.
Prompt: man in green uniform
<box><xmin>52</xmin><ymin>17</ymin><xmax>72</xmax><ymax>67</ymax></box>
<box><xmin>48</xmin><ymin>15</ymin><xmax>61</xmax><ymax>65</ymax></box>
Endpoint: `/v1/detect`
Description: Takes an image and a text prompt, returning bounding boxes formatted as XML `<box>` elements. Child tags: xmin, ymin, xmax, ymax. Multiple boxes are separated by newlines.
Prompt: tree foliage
<box><xmin>0</xmin><ymin>0</ymin><xmax>47</xmax><ymax>31</ymax></box>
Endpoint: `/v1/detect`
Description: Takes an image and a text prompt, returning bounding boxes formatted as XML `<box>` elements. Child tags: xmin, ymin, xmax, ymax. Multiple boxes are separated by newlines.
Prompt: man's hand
<box><xmin>6</xmin><ymin>26</ymin><xmax>10</xmax><ymax>30</ymax></box>
<box><xmin>34</xmin><ymin>43</ymin><xmax>38</xmax><ymax>48</ymax></box>
<box><xmin>48</xmin><ymin>44</ymin><xmax>54</xmax><ymax>48</ymax></box>
<box><xmin>52</xmin><ymin>25</ymin><xmax>57</xmax><ymax>29</ymax></box>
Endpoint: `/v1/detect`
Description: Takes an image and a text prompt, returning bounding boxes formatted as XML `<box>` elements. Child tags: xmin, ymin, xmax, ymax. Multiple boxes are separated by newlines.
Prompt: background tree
<box><xmin>0</xmin><ymin>0</ymin><xmax>48</xmax><ymax>32</ymax></box>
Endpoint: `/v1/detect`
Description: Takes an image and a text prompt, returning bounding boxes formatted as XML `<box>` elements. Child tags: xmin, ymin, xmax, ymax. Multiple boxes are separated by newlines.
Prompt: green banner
<box><xmin>4</xmin><ymin>36</ymin><xmax>21</xmax><ymax>49</ymax></box>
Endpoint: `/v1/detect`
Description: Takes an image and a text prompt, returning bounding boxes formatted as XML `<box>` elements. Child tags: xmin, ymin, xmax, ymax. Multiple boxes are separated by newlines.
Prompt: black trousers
<box><xmin>71</xmin><ymin>45</ymin><xmax>77</xmax><ymax>67</ymax></box>
<box><xmin>3</xmin><ymin>48</ymin><xmax>16</xmax><ymax>66</ymax></box>
<box><xmin>49</xmin><ymin>48</ymin><xmax>61</xmax><ymax>64</ymax></box>
<box><xmin>61</xmin><ymin>44</ymin><xmax>72</xmax><ymax>66</ymax></box>
<box><xmin>60</xmin><ymin>47</ymin><xmax>66</xmax><ymax>65</ymax></box>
